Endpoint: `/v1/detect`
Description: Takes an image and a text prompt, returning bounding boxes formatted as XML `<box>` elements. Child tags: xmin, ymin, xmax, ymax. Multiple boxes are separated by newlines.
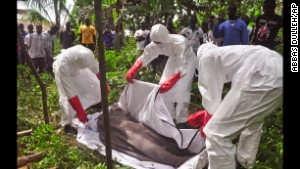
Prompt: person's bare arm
<box><xmin>93</xmin><ymin>35</ymin><xmax>96</xmax><ymax>45</ymax></box>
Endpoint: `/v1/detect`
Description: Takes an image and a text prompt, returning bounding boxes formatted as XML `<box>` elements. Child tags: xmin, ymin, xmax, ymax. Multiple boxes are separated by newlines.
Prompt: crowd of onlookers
<box><xmin>17</xmin><ymin>0</ymin><xmax>282</xmax><ymax>76</ymax></box>
<box><xmin>18</xmin><ymin>23</ymin><xmax>59</xmax><ymax>73</ymax></box>
<box><xmin>17</xmin><ymin>17</ymin><xmax>124</xmax><ymax>73</ymax></box>
<box><xmin>132</xmin><ymin>1</ymin><xmax>281</xmax><ymax>75</ymax></box>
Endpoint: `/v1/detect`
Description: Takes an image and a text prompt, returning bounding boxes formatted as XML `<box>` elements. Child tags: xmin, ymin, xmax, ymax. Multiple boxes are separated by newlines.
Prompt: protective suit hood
<box><xmin>62</xmin><ymin>45</ymin><xmax>95</xmax><ymax>69</ymax></box>
<box><xmin>197</xmin><ymin>42</ymin><xmax>217</xmax><ymax>60</ymax></box>
<box><xmin>150</xmin><ymin>24</ymin><xmax>170</xmax><ymax>43</ymax></box>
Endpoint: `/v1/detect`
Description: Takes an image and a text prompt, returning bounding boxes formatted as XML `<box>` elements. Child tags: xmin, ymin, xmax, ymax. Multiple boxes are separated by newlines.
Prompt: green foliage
<box><xmin>253</xmin><ymin>108</ymin><xmax>283</xmax><ymax>169</ymax></box>
<box><xmin>106</xmin><ymin>71</ymin><xmax>127</xmax><ymax>104</ymax></box>
<box><xmin>274</xmin><ymin>28</ymin><xmax>283</xmax><ymax>56</ymax></box>
<box><xmin>19</xmin><ymin>124</ymin><xmax>107</xmax><ymax>169</ymax></box>
<box><xmin>17</xmin><ymin>65</ymin><xmax>60</xmax><ymax>131</ymax></box>
<box><xmin>75</xmin><ymin>0</ymin><xmax>94</xmax><ymax>7</ymax></box>
<box><xmin>54</xmin><ymin>37</ymin><xmax>62</xmax><ymax>56</ymax></box>
<box><xmin>189</xmin><ymin>79</ymin><xmax>202</xmax><ymax>110</ymax></box>
<box><xmin>103</xmin><ymin>37</ymin><xmax>138</xmax><ymax>104</ymax></box>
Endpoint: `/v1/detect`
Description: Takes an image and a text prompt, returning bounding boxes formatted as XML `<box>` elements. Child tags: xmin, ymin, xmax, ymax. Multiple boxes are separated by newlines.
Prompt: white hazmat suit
<box><xmin>126</xmin><ymin>24</ymin><xmax>197</xmax><ymax>123</ymax></box>
<box><xmin>196</xmin><ymin>44</ymin><xmax>282</xmax><ymax>169</ymax></box>
<box><xmin>53</xmin><ymin>45</ymin><xmax>102</xmax><ymax>127</ymax></box>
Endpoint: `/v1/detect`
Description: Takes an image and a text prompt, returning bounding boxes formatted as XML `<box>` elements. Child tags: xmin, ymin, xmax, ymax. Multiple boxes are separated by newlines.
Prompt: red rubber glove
<box><xmin>200</xmin><ymin>111</ymin><xmax>212</xmax><ymax>140</ymax></box>
<box><xmin>68</xmin><ymin>96</ymin><xmax>88</xmax><ymax>123</ymax></box>
<box><xmin>125</xmin><ymin>59</ymin><xmax>143</xmax><ymax>83</ymax></box>
<box><xmin>159</xmin><ymin>71</ymin><xmax>180</xmax><ymax>94</ymax></box>
<box><xmin>187</xmin><ymin>110</ymin><xmax>206</xmax><ymax>127</ymax></box>
<box><xmin>96</xmin><ymin>72</ymin><xmax>111</xmax><ymax>95</ymax></box>
<box><xmin>96</xmin><ymin>72</ymin><xmax>101</xmax><ymax>79</ymax></box>
<box><xmin>188</xmin><ymin>110</ymin><xmax>212</xmax><ymax>139</ymax></box>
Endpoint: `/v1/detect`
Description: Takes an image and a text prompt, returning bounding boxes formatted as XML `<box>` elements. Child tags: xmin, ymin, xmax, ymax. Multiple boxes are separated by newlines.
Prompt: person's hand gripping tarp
<box><xmin>68</xmin><ymin>96</ymin><xmax>88</xmax><ymax>124</ymax></box>
<box><xmin>159</xmin><ymin>71</ymin><xmax>181</xmax><ymax>94</ymax></box>
<box><xmin>68</xmin><ymin>96</ymin><xmax>99</xmax><ymax>132</ymax></box>
<box><xmin>125</xmin><ymin>59</ymin><xmax>143</xmax><ymax>83</ymax></box>
<box><xmin>187</xmin><ymin>110</ymin><xmax>212</xmax><ymax>139</ymax></box>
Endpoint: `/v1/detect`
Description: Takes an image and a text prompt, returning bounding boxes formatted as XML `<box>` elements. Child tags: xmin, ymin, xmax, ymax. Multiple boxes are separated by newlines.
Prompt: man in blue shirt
<box><xmin>103</xmin><ymin>25</ymin><xmax>114</xmax><ymax>50</ymax></box>
<box><xmin>213</xmin><ymin>3</ymin><xmax>248</xmax><ymax>46</ymax></box>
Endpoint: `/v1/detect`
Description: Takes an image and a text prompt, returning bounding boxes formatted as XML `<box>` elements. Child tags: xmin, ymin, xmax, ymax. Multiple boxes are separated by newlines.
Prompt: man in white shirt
<box><xmin>134</xmin><ymin>22</ymin><xmax>150</xmax><ymax>54</ymax></box>
<box><xmin>28</xmin><ymin>24</ymin><xmax>48</xmax><ymax>73</ymax></box>
<box><xmin>180</xmin><ymin>15</ymin><xmax>204</xmax><ymax>54</ymax></box>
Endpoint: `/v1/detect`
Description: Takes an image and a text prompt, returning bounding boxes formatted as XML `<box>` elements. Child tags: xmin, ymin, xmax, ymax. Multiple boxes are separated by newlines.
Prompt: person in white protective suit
<box><xmin>53</xmin><ymin>45</ymin><xmax>110</xmax><ymax>134</ymax></box>
<box><xmin>193</xmin><ymin>42</ymin><xmax>282</xmax><ymax>169</ymax></box>
<box><xmin>125</xmin><ymin>24</ymin><xmax>197</xmax><ymax>127</ymax></box>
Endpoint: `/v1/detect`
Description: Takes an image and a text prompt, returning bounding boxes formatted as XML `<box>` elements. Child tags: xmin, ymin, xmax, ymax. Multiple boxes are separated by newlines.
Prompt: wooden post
<box><xmin>17</xmin><ymin>129</ymin><xmax>33</xmax><ymax>137</ymax></box>
<box><xmin>94</xmin><ymin>0</ymin><xmax>113</xmax><ymax>169</ymax></box>
<box><xmin>17</xmin><ymin>152</ymin><xmax>43</xmax><ymax>167</ymax></box>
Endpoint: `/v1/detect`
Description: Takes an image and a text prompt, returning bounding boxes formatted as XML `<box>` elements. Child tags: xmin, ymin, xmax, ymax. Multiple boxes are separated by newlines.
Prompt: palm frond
<box><xmin>116</xmin><ymin>5</ymin><xmax>144</xmax><ymax>23</ymax></box>
<box><xmin>23</xmin><ymin>0</ymin><xmax>53</xmax><ymax>23</ymax></box>
<box><xmin>21</xmin><ymin>10</ymin><xmax>52</xmax><ymax>25</ymax></box>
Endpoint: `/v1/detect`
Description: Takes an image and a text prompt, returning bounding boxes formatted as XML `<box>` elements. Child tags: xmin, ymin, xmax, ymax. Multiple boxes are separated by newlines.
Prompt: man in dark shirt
<box><xmin>18</xmin><ymin>23</ymin><xmax>28</xmax><ymax>42</ymax></box>
<box><xmin>250</xmin><ymin>0</ymin><xmax>282</xmax><ymax>50</ymax></box>
<box><xmin>44</xmin><ymin>25</ymin><xmax>59</xmax><ymax>73</ymax></box>
<box><xmin>60</xmin><ymin>21</ymin><xmax>75</xmax><ymax>49</ymax></box>
<box><xmin>18</xmin><ymin>23</ymin><xmax>28</xmax><ymax>65</ymax></box>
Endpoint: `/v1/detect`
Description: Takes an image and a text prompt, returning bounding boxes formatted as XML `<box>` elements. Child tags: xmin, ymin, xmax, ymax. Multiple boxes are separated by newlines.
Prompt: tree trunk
<box><xmin>54</xmin><ymin>0</ymin><xmax>61</xmax><ymax>29</ymax></box>
<box><xmin>94</xmin><ymin>0</ymin><xmax>113</xmax><ymax>169</ymax></box>
<box><xmin>17</xmin><ymin>30</ymin><xmax>49</xmax><ymax>125</ymax></box>
<box><xmin>116</xmin><ymin>0</ymin><xmax>124</xmax><ymax>32</ymax></box>
<box><xmin>145</xmin><ymin>0</ymin><xmax>151</xmax><ymax>29</ymax></box>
